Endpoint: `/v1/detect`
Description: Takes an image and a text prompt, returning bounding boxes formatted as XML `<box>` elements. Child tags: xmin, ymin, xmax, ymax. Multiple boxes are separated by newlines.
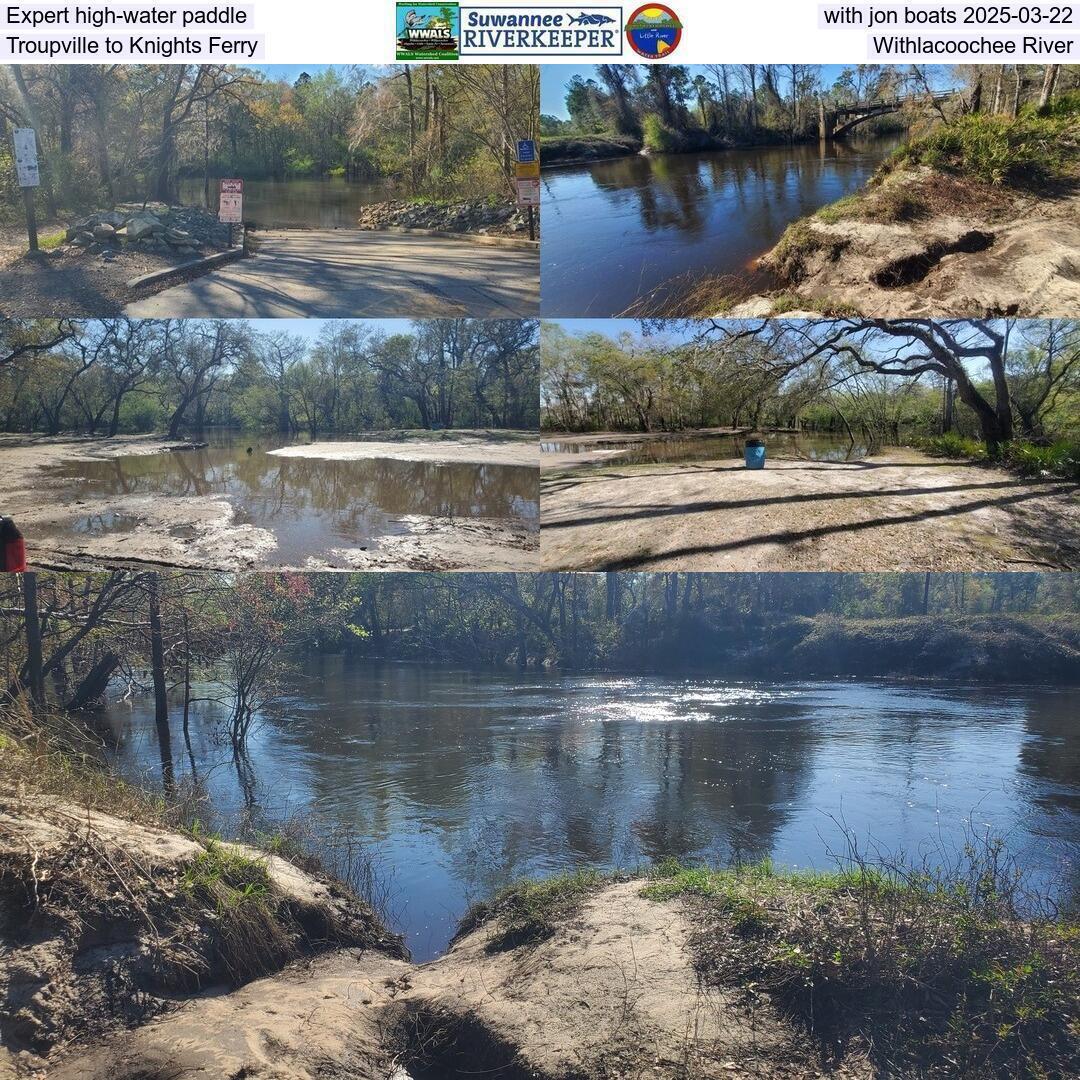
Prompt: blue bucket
<box><xmin>744</xmin><ymin>439</ymin><xmax>766</xmax><ymax>469</ymax></box>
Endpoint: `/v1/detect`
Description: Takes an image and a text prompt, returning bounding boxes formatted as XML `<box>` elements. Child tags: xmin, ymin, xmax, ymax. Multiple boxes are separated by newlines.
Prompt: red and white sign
<box><xmin>218</xmin><ymin>178</ymin><xmax>244</xmax><ymax>223</ymax></box>
<box><xmin>515</xmin><ymin>177</ymin><xmax>540</xmax><ymax>208</ymax></box>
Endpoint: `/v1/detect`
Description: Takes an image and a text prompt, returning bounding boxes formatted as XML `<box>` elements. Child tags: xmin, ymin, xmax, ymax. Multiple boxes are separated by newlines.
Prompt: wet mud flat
<box><xmin>540</xmin><ymin>449</ymin><xmax>1080</xmax><ymax>572</ymax></box>
<box><xmin>0</xmin><ymin>433</ymin><xmax>539</xmax><ymax>572</ymax></box>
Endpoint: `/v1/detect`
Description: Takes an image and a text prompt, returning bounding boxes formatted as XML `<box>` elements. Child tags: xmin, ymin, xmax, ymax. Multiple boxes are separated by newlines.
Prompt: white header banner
<box><xmin>1</xmin><ymin>0</ymin><xmax>1075</xmax><ymax>62</ymax></box>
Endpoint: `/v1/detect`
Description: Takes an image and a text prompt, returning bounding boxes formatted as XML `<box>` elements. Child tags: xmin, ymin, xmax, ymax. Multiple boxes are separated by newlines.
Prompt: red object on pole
<box><xmin>0</xmin><ymin>518</ymin><xmax>27</xmax><ymax>572</ymax></box>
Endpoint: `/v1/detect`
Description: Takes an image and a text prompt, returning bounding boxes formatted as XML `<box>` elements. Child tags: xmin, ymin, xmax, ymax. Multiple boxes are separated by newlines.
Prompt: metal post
<box><xmin>23</xmin><ymin>187</ymin><xmax>37</xmax><ymax>252</ymax></box>
<box><xmin>527</xmin><ymin>206</ymin><xmax>535</xmax><ymax>242</ymax></box>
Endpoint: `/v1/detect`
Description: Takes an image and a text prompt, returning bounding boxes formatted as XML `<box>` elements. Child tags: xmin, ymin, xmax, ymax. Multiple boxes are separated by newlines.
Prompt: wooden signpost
<box><xmin>12</xmin><ymin>128</ymin><xmax>40</xmax><ymax>253</ymax></box>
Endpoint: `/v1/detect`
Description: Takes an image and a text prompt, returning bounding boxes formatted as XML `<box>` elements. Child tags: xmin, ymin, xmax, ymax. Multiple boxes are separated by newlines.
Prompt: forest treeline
<box><xmin>1</xmin><ymin>572</ymin><xmax>1077</xmax><ymax>760</ymax></box>
<box><xmin>0</xmin><ymin>64</ymin><xmax>539</xmax><ymax>223</ymax></box>
<box><xmin>541</xmin><ymin>63</ymin><xmax>1079</xmax><ymax>155</ymax></box>
<box><xmin>542</xmin><ymin>319</ymin><xmax>1080</xmax><ymax>473</ymax></box>
<box><xmin>0</xmin><ymin>317</ymin><xmax>539</xmax><ymax>436</ymax></box>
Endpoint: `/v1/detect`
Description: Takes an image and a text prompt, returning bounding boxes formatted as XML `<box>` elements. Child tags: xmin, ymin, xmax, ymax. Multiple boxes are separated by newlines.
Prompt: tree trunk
<box><xmin>23</xmin><ymin>573</ymin><xmax>45</xmax><ymax>707</ymax></box>
<box><xmin>1011</xmin><ymin>66</ymin><xmax>1024</xmax><ymax>118</ymax></box>
<box><xmin>148</xmin><ymin>574</ymin><xmax>175</xmax><ymax>792</ymax></box>
<box><xmin>1038</xmin><ymin>65</ymin><xmax>1060</xmax><ymax>109</ymax></box>
<box><xmin>65</xmin><ymin>652</ymin><xmax>119</xmax><ymax>711</ymax></box>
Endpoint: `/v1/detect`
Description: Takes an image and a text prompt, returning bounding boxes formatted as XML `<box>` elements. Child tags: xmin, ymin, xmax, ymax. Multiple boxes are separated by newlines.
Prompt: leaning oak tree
<box><xmin>710</xmin><ymin>318</ymin><xmax>1019</xmax><ymax>455</ymax></box>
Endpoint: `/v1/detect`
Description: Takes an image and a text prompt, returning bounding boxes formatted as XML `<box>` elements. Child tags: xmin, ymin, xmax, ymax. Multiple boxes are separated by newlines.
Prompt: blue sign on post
<box><xmin>517</xmin><ymin>139</ymin><xmax>537</xmax><ymax>163</ymax></box>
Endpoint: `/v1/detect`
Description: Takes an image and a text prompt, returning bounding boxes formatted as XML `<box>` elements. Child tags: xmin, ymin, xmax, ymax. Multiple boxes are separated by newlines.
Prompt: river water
<box><xmin>540</xmin><ymin>136</ymin><xmax>902</xmax><ymax>316</ymax></box>
<box><xmin>179</xmin><ymin>176</ymin><xmax>400</xmax><ymax>229</ymax></box>
<box><xmin>542</xmin><ymin>431</ymin><xmax>871</xmax><ymax>467</ymax></box>
<box><xmin>37</xmin><ymin>433</ymin><xmax>537</xmax><ymax>564</ymax></box>
<box><xmin>100</xmin><ymin>661</ymin><xmax>1079</xmax><ymax>961</ymax></box>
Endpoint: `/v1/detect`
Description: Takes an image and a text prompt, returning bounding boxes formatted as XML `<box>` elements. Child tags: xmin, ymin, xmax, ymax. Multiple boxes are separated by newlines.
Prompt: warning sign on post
<box><xmin>515</xmin><ymin>177</ymin><xmax>540</xmax><ymax>208</ymax></box>
<box><xmin>218</xmin><ymin>178</ymin><xmax>244</xmax><ymax>223</ymax></box>
<box><xmin>12</xmin><ymin>129</ymin><xmax>40</xmax><ymax>188</ymax></box>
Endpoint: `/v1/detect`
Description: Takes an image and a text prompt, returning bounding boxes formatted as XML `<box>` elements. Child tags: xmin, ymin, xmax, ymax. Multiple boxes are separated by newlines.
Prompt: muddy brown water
<box><xmin>540</xmin><ymin>135</ymin><xmax>903</xmax><ymax>316</ymax></box>
<box><xmin>100</xmin><ymin>662</ymin><xmax>1078</xmax><ymax>962</ymax></box>
<box><xmin>37</xmin><ymin>433</ymin><xmax>537</xmax><ymax>564</ymax></box>
<box><xmin>542</xmin><ymin>430</ymin><xmax>873</xmax><ymax>466</ymax></box>
<box><xmin>179</xmin><ymin>176</ymin><xmax>400</xmax><ymax>229</ymax></box>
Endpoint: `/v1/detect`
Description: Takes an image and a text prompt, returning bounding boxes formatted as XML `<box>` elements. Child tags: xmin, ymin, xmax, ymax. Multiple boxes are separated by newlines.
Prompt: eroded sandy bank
<box><xmin>730</xmin><ymin>170</ymin><xmax>1080</xmax><ymax>318</ymax></box>
<box><xmin>540</xmin><ymin>449</ymin><xmax>1080</xmax><ymax>572</ymax></box>
<box><xmin>1</xmin><ymin>797</ymin><xmax>819</xmax><ymax>1080</ymax></box>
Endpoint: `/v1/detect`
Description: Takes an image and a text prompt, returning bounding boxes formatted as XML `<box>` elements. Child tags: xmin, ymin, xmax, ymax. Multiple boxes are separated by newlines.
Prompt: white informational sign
<box><xmin>515</xmin><ymin>177</ymin><xmax>540</xmax><ymax>209</ymax></box>
<box><xmin>218</xmin><ymin>178</ymin><xmax>244</xmax><ymax>223</ymax></box>
<box><xmin>12</xmin><ymin>129</ymin><xmax>40</xmax><ymax>189</ymax></box>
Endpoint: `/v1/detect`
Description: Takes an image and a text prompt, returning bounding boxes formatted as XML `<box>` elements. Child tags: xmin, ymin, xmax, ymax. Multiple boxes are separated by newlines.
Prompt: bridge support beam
<box><xmin>818</xmin><ymin>100</ymin><xmax>834</xmax><ymax>141</ymax></box>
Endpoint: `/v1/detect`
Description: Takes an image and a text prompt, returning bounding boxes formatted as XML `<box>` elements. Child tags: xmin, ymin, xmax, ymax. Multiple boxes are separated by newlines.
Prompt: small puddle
<box><xmin>72</xmin><ymin>510</ymin><xmax>142</xmax><ymax>535</ymax></box>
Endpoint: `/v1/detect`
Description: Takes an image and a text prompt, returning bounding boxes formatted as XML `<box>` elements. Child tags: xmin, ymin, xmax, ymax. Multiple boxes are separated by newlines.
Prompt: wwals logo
<box><xmin>625</xmin><ymin>3</ymin><xmax>682</xmax><ymax>58</ymax></box>
<box><xmin>396</xmin><ymin>3</ymin><xmax>461</xmax><ymax>60</ymax></box>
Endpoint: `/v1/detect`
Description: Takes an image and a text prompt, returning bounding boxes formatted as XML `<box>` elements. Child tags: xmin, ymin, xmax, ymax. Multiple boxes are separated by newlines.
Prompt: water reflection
<box><xmin>40</xmin><ymin>434</ymin><xmax>538</xmax><ymax>563</ymax></box>
<box><xmin>542</xmin><ymin>431</ymin><xmax>872</xmax><ymax>467</ymax></box>
<box><xmin>541</xmin><ymin>136</ymin><xmax>902</xmax><ymax>315</ymax></box>
<box><xmin>179</xmin><ymin>176</ymin><xmax>401</xmax><ymax>229</ymax></box>
<box><xmin>100</xmin><ymin>660</ymin><xmax>1079</xmax><ymax>960</ymax></box>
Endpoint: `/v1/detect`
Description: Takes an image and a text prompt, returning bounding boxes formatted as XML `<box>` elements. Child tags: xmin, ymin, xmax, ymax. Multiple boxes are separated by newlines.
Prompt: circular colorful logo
<box><xmin>625</xmin><ymin>4</ymin><xmax>683</xmax><ymax>59</ymax></box>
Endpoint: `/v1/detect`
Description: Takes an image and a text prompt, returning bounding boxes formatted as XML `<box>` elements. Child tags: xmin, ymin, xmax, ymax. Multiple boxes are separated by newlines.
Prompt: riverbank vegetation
<box><xmin>731</xmin><ymin>72</ymin><xmax>1080</xmax><ymax>318</ymax></box>
<box><xmin>0</xmin><ymin>317</ymin><xmax>539</xmax><ymax>436</ymax></box>
<box><xmin>0</xmin><ymin>63</ymin><xmax>539</xmax><ymax>227</ymax></box>
<box><xmin>542</xmin><ymin>64</ymin><xmax>973</xmax><ymax>163</ymax></box>
<box><xmin>0</xmin><ymin>702</ymin><xmax>405</xmax><ymax>1068</ymax></box>
<box><xmin>542</xmin><ymin>319</ymin><xmax>1080</xmax><ymax>475</ymax></box>
<box><xmin>456</xmin><ymin>847</ymin><xmax>1079</xmax><ymax>1078</ymax></box>
<box><xmin>1</xmin><ymin>573</ymin><xmax>1075</xmax><ymax>761</ymax></box>
<box><xmin>765</xmin><ymin>84</ymin><xmax>1080</xmax><ymax>249</ymax></box>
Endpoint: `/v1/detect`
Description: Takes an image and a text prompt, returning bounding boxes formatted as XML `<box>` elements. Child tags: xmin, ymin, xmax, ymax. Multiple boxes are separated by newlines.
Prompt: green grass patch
<box><xmin>918</xmin><ymin>434</ymin><xmax>1080</xmax><ymax>481</ymax></box>
<box><xmin>643</xmin><ymin>849</ymin><xmax>1080</xmax><ymax>1078</ymax></box>
<box><xmin>37</xmin><ymin>229</ymin><xmax>67</xmax><ymax>252</ymax></box>
<box><xmin>813</xmin><ymin>193</ymin><xmax>863</xmax><ymax>224</ymax></box>
<box><xmin>767</xmin><ymin>221</ymin><xmax>849</xmax><ymax>284</ymax></box>
<box><xmin>919</xmin><ymin>432</ymin><xmax>990</xmax><ymax>462</ymax></box>
<box><xmin>1005</xmin><ymin>439</ymin><xmax>1080</xmax><ymax>482</ymax></box>
<box><xmin>767</xmin><ymin>291</ymin><xmax>861</xmax><ymax>317</ymax></box>
<box><xmin>889</xmin><ymin>93</ymin><xmax>1080</xmax><ymax>186</ymax></box>
<box><xmin>455</xmin><ymin>868</ymin><xmax>609</xmax><ymax>952</ymax></box>
<box><xmin>180</xmin><ymin>840</ymin><xmax>272</xmax><ymax>911</ymax></box>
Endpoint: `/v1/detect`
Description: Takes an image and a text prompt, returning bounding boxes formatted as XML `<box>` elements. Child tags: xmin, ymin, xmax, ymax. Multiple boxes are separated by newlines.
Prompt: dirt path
<box><xmin>0</xmin><ymin>434</ymin><xmax>538</xmax><ymax>573</ymax></box>
<box><xmin>124</xmin><ymin>229</ymin><xmax>540</xmax><ymax>318</ymax></box>
<box><xmin>540</xmin><ymin>449</ymin><xmax>1080</xmax><ymax>571</ymax></box>
<box><xmin>401</xmin><ymin>880</ymin><xmax>825</xmax><ymax>1080</ymax></box>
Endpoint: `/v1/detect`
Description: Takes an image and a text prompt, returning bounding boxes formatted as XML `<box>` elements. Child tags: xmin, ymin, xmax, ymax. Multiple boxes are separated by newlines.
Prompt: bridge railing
<box><xmin>829</xmin><ymin>88</ymin><xmax>962</xmax><ymax>118</ymax></box>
